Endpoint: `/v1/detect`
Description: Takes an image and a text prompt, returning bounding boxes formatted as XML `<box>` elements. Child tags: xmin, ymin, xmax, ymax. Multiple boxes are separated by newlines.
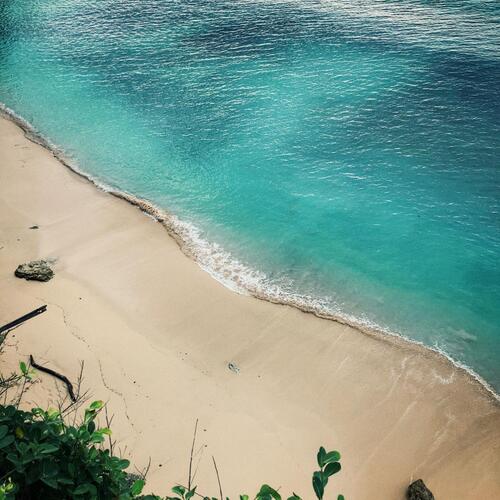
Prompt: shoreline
<box><xmin>1</xmin><ymin>109</ymin><xmax>500</xmax><ymax>498</ymax></box>
<box><xmin>1</xmin><ymin>103</ymin><xmax>498</xmax><ymax>404</ymax></box>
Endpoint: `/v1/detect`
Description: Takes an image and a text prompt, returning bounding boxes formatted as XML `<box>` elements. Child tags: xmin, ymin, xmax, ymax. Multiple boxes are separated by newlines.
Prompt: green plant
<box><xmin>313</xmin><ymin>447</ymin><xmax>343</xmax><ymax>500</ymax></box>
<box><xmin>0</xmin><ymin>400</ymin><xmax>144</xmax><ymax>499</ymax></box>
<box><xmin>0</xmin><ymin>396</ymin><xmax>344</xmax><ymax>500</ymax></box>
<box><xmin>160</xmin><ymin>446</ymin><xmax>344</xmax><ymax>500</ymax></box>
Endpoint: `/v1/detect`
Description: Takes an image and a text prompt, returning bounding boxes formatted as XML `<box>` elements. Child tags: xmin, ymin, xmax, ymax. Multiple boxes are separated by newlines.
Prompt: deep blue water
<box><xmin>1</xmin><ymin>0</ymin><xmax>499</xmax><ymax>391</ymax></box>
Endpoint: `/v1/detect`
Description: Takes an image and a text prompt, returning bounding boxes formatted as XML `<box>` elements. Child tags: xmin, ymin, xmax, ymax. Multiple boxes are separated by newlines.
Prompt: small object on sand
<box><xmin>407</xmin><ymin>479</ymin><xmax>434</xmax><ymax>500</ymax></box>
<box><xmin>29</xmin><ymin>225</ymin><xmax>39</xmax><ymax>229</ymax></box>
<box><xmin>15</xmin><ymin>260</ymin><xmax>54</xmax><ymax>282</ymax></box>
<box><xmin>228</xmin><ymin>362</ymin><xmax>240</xmax><ymax>374</ymax></box>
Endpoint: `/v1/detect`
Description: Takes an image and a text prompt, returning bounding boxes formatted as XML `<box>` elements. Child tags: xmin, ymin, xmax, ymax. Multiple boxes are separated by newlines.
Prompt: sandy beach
<box><xmin>1</xmin><ymin>114</ymin><xmax>499</xmax><ymax>499</ymax></box>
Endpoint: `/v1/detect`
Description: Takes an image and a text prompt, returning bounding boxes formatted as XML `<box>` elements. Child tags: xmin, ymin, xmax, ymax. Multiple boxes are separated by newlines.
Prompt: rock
<box><xmin>228</xmin><ymin>362</ymin><xmax>240</xmax><ymax>374</ymax></box>
<box><xmin>29</xmin><ymin>225</ymin><xmax>39</xmax><ymax>229</ymax></box>
<box><xmin>15</xmin><ymin>260</ymin><xmax>54</xmax><ymax>282</ymax></box>
<box><xmin>407</xmin><ymin>479</ymin><xmax>435</xmax><ymax>500</ymax></box>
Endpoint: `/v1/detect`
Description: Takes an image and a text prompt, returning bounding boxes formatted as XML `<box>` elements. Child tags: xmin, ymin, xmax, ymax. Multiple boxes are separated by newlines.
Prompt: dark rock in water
<box><xmin>407</xmin><ymin>480</ymin><xmax>435</xmax><ymax>500</ymax></box>
<box><xmin>15</xmin><ymin>260</ymin><xmax>54</xmax><ymax>282</ymax></box>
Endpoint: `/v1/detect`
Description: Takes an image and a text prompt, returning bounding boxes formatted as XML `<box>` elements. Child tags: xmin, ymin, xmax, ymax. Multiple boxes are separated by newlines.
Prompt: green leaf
<box><xmin>39</xmin><ymin>443</ymin><xmax>59</xmax><ymax>454</ymax></box>
<box><xmin>0</xmin><ymin>426</ymin><xmax>8</xmax><ymax>440</ymax></box>
<box><xmin>240</xmin><ymin>496</ymin><xmax>249</xmax><ymax>500</ymax></box>
<box><xmin>172</xmin><ymin>486</ymin><xmax>186</xmax><ymax>496</ymax></box>
<box><xmin>288</xmin><ymin>495</ymin><xmax>302</xmax><ymax>500</ymax></box>
<box><xmin>46</xmin><ymin>408</ymin><xmax>60</xmax><ymax>420</ymax></box>
<box><xmin>89</xmin><ymin>400</ymin><xmax>104</xmax><ymax>411</ymax></box>
<box><xmin>73</xmin><ymin>483</ymin><xmax>97</xmax><ymax>496</ymax></box>
<box><xmin>117</xmin><ymin>458</ymin><xmax>130</xmax><ymax>470</ymax></box>
<box><xmin>41</xmin><ymin>477</ymin><xmax>58</xmax><ymax>489</ymax></box>
<box><xmin>73</xmin><ymin>484</ymin><xmax>88</xmax><ymax>495</ymax></box>
<box><xmin>90</xmin><ymin>432</ymin><xmax>105</xmax><ymax>444</ymax></box>
<box><xmin>6</xmin><ymin>452</ymin><xmax>20</xmax><ymax>467</ymax></box>
<box><xmin>2</xmin><ymin>479</ymin><xmax>15</xmax><ymax>494</ymax></box>
<box><xmin>257</xmin><ymin>484</ymin><xmax>281</xmax><ymax>500</ymax></box>
<box><xmin>186</xmin><ymin>487</ymin><xmax>197</xmax><ymax>500</ymax></box>
<box><xmin>0</xmin><ymin>435</ymin><xmax>14</xmax><ymax>449</ymax></box>
<box><xmin>87</xmin><ymin>483</ymin><xmax>98</xmax><ymax>497</ymax></box>
<box><xmin>131</xmin><ymin>479</ymin><xmax>145</xmax><ymax>496</ymax></box>
<box><xmin>4</xmin><ymin>406</ymin><xmax>16</xmax><ymax>418</ymax></box>
<box><xmin>324</xmin><ymin>462</ymin><xmax>341</xmax><ymax>477</ymax></box>
<box><xmin>58</xmin><ymin>478</ymin><xmax>74</xmax><ymax>486</ymax></box>
<box><xmin>317</xmin><ymin>447</ymin><xmax>326</xmax><ymax>468</ymax></box>
<box><xmin>19</xmin><ymin>361</ymin><xmax>28</xmax><ymax>375</ymax></box>
<box><xmin>31</xmin><ymin>408</ymin><xmax>44</xmax><ymax>417</ymax></box>
<box><xmin>323</xmin><ymin>451</ymin><xmax>341</xmax><ymax>465</ymax></box>
<box><xmin>312</xmin><ymin>472</ymin><xmax>324</xmax><ymax>500</ymax></box>
<box><xmin>337</xmin><ymin>496</ymin><xmax>345</xmax><ymax>500</ymax></box>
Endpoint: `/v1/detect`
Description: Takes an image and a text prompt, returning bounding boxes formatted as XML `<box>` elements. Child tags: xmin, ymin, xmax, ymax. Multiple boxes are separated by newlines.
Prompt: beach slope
<box><xmin>0</xmin><ymin>116</ymin><xmax>499</xmax><ymax>499</ymax></box>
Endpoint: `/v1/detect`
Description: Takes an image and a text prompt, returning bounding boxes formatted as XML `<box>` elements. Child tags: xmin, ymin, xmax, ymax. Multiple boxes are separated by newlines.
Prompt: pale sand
<box><xmin>0</xmin><ymin>115</ymin><xmax>499</xmax><ymax>499</ymax></box>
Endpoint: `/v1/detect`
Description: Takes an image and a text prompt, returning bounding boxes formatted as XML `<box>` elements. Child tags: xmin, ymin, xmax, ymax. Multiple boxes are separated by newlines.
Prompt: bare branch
<box><xmin>74</xmin><ymin>360</ymin><xmax>85</xmax><ymax>400</ymax></box>
<box><xmin>212</xmin><ymin>456</ymin><xmax>224</xmax><ymax>500</ymax></box>
<box><xmin>104</xmin><ymin>405</ymin><xmax>116</xmax><ymax>455</ymax></box>
<box><xmin>134</xmin><ymin>457</ymin><xmax>152</xmax><ymax>481</ymax></box>
<box><xmin>188</xmin><ymin>418</ymin><xmax>199</xmax><ymax>491</ymax></box>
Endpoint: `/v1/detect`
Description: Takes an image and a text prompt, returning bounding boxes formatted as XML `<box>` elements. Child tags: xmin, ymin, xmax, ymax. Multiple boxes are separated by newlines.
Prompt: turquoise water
<box><xmin>1</xmin><ymin>0</ymin><xmax>499</xmax><ymax>392</ymax></box>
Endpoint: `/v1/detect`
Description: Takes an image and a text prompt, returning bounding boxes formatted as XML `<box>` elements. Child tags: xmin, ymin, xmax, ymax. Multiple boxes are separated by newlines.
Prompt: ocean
<box><xmin>1</xmin><ymin>0</ymin><xmax>499</xmax><ymax>392</ymax></box>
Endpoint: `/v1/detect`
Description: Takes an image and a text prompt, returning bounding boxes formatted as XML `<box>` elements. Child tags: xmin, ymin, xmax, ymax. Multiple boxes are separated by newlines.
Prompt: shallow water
<box><xmin>1</xmin><ymin>0</ymin><xmax>499</xmax><ymax>391</ymax></box>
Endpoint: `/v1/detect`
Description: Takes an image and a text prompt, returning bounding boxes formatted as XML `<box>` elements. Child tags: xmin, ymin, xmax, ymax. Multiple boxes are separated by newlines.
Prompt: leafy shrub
<box><xmin>0</xmin><ymin>401</ymin><xmax>141</xmax><ymax>499</ymax></box>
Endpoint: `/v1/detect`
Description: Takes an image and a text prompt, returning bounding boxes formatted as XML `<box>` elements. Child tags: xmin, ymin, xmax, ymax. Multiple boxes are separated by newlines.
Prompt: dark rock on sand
<box><xmin>407</xmin><ymin>480</ymin><xmax>434</xmax><ymax>500</ymax></box>
<box><xmin>228</xmin><ymin>362</ymin><xmax>240</xmax><ymax>374</ymax></box>
<box><xmin>15</xmin><ymin>260</ymin><xmax>54</xmax><ymax>282</ymax></box>
<box><xmin>29</xmin><ymin>225</ymin><xmax>39</xmax><ymax>229</ymax></box>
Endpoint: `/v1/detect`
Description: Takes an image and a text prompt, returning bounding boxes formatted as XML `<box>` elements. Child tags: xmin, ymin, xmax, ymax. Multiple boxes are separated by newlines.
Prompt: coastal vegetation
<box><xmin>0</xmin><ymin>355</ymin><xmax>344</xmax><ymax>500</ymax></box>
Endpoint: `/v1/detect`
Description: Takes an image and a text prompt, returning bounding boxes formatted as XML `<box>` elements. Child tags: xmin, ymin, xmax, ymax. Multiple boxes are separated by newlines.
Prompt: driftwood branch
<box><xmin>188</xmin><ymin>418</ymin><xmax>199</xmax><ymax>491</ymax></box>
<box><xmin>29</xmin><ymin>354</ymin><xmax>76</xmax><ymax>402</ymax></box>
<box><xmin>0</xmin><ymin>306</ymin><xmax>47</xmax><ymax>334</ymax></box>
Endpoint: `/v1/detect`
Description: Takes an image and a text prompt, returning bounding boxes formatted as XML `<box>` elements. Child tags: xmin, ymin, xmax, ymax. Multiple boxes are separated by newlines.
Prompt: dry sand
<box><xmin>1</xmin><ymin>115</ymin><xmax>499</xmax><ymax>499</ymax></box>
